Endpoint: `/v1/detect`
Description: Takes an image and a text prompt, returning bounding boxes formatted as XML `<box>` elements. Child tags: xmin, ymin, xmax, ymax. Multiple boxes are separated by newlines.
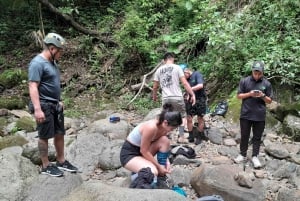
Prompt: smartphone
<box><xmin>253</xmin><ymin>90</ymin><xmax>260</xmax><ymax>93</ymax></box>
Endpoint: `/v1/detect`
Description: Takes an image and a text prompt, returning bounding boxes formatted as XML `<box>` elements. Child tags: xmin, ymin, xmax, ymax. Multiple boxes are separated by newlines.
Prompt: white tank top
<box><xmin>126</xmin><ymin>125</ymin><xmax>142</xmax><ymax>147</ymax></box>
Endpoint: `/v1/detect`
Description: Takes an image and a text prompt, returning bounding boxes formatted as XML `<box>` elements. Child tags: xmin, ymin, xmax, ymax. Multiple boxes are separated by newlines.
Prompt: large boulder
<box><xmin>22</xmin><ymin>173</ymin><xmax>83</xmax><ymax>201</ymax></box>
<box><xmin>283</xmin><ymin>114</ymin><xmax>300</xmax><ymax>141</ymax></box>
<box><xmin>0</xmin><ymin>146</ymin><xmax>38</xmax><ymax>201</ymax></box>
<box><xmin>61</xmin><ymin>180</ymin><xmax>190</xmax><ymax>201</ymax></box>
<box><xmin>190</xmin><ymin>164</ymin><xmax>265</xmax><ymax>201</ymax></box>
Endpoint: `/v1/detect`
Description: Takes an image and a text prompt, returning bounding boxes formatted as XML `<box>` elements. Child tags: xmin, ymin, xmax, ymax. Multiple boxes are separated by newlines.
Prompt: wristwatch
<box><xmin>261</xmin><ymin>94</ymin><xmax>266</xmax><ymax>98</ymax></box>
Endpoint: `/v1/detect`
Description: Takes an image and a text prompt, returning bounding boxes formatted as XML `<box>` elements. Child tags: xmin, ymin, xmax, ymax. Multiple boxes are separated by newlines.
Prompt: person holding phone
<box><xmin>234</xmin><ymin>61</ymin><xmax>273</xmax><ymax>168</ymax></box>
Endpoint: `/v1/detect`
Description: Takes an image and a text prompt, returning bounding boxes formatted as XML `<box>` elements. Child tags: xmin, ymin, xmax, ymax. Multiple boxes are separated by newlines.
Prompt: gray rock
<box><xmin>207</xmin><ymin>127</ymin><xmax>223</xmax><ymax>145</ymax></box>
<box><xmin>0</xmin><ymin>146</ymin><xmax>39</xmax><ymax>201</ymax></box>
<box><xmin>276</xmin><ymin>187</ymin><xmax>300</xmax><ymax>201</ymax></box>
<box><xmin>265</xmin><ymin>143</ymin><xmax>290</xmax><ymax>159</ymax></box>
<box><xmin>171</xmin><ymin>167</ymin><xmax>193</xmax><ymax>186</ymax></box>
<box><xmin>191</xmin><ymin>164</ymin><xmax>265</xmax><ymax>201</ymax></box>
<box><xmin>23</xmin><ymin>173</ymin><xmax>83</xmax><ymax>201</ymax></box>
<box><xmin>61</xmin><ymin>180</ymin><xmax>190</xmax><ymax>201</ymax></box>
<box><xmin>234</xmin><ymin>171</ymin><xmax>254</xmax><ymax>188</ymax></box>
<box><xmin>283</xmin><ymin>115</ymin><xmax>300</xmax><ymax>141</ymax></box>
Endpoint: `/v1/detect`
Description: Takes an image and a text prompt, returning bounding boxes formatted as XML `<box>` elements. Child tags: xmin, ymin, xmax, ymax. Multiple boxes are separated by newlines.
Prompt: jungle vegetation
<box><xmin>0</xmin><ymin>0</ymin><xmax>299</xmax><ymax>112</ymax></box>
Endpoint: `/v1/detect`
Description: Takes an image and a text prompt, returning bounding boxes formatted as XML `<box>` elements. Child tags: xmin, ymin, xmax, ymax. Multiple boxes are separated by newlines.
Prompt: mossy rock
<box><xmin>265</xmin><ymin>111</ymin><xmax>280</xmax><ymax>129</ymax></box>
<box><xmin>227</xmin><ymin>96</ymin><xmax>242</xmax><ymax>124</ymax></box>
<box><xmin>0</xmin><ymin>134</ymin><xmax>28</xmax><ymax>150</ymax></box>
<box><xmin>271</xmin><ymin>102</ymin><xmax>300</xmax><ymax>122</ymax></box>
<box><xmin>282</xmin><ymin>115</ymin><xmax>300</xmax><ymax>141</ymax></box>
<box><xmin>0</xmin><ymin>117</ymin><xmax>8</xmax><ymax>136</ymax></box>
<box><xmin>0</xmin><ymin>69</ymin><xmax>27</xmax><ymax>89</ymax></box>
<box><xmin>16</xmin><ymin>116</ymin><xmax>36</xmax><ymax>132</ymax></box>
<box><xmin>0</xmin><ymin>96</ymin><xmax>26</xmax><ymax>110</ymax></box>
<box><xmin>226</xmin><ymin>89</ymin><xmax>281</xmax><ymax>127</ymax></box>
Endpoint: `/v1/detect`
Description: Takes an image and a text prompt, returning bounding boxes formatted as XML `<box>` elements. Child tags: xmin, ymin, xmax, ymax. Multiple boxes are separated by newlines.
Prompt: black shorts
<box><xmin>29</xmin><ymin>101</ymin><xmax>65</xmax><ymax>139</ymax></box>
<box><xmin>185</xmin><ymin>97</ymin><xmax>206</xmax><ymax>117</ymax></box>
<box><xmin>120</xmin><ymin>140</ymin><xmax>142</xmax><ymax>167</ymax></box>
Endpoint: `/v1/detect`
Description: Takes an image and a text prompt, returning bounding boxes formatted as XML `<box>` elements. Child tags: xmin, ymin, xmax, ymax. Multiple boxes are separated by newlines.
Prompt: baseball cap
<box><xmin>252</xmin><ymin>61</ymin><xmax>264</xmax><ymax>72</ymax></box>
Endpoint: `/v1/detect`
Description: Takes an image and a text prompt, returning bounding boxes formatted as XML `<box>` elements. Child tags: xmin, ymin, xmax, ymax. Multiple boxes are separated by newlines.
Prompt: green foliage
<box><xmin>0</xmin><ymin>55</ymin><xmax>5</xmax><ymax>65</ymax></box>
<box><xmin>0</xmin><ymin>69</ymin><xmax>27</xmax><ymax>89</ymax></box>
<box><xmin>0</xmin><ymin>0</ymin><xmax>299</xmax><ymax>108</ymax></box>
<box><xmin>0</xmin><ymin>96</ymin><xmax>26</xmax><ymax>110</ymax></box>
<box><xmin>10</xmin><ymin>126</ymin><xmax>21</xmax><ymax>134</ymax></box>
<box><xmin>119</xmin><ymin>93</ymin><xmax>161</xmax><ymax>115</ymax></box>
<box><xmin>0</xmin><ymin>134</ymin><xmax>28</xmax><ymax>150</ymax></box>
<box><xmin>16</xmin><ymin>116</ymin><xmax>36</xmax><ymax>132</ymax></box>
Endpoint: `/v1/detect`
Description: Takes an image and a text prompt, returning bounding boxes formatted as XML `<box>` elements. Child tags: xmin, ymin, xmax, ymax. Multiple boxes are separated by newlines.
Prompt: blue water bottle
<box><xmin>109</xmin><ymin>116</ymin><xmax>120</xmax><ymax>123</ymax></box>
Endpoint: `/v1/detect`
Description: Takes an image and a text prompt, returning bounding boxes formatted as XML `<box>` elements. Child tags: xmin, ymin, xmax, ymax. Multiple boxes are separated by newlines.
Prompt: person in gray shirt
<box><xmin>28</xmin><ymin>33</ymin><xmax>78</xmax><ymax>177</ymax></box>
<box><xmin>152</xmin><ymin>52</ymin><xmax>195</xmax><ymax>143</ymax></box>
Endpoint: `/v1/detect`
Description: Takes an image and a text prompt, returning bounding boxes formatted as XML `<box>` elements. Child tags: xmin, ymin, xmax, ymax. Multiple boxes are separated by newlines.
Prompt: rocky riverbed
<box><xmin>0</xmin><ymin>106</ymin><xmax>300</xmax><ymax>201</ymax></box>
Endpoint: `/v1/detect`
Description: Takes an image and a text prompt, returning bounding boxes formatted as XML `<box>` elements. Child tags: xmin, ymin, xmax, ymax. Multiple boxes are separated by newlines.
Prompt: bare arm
<box><xmin>180</xmin><ymin>76</ymin><xmax>196</xmax><ymax>105</ymax></box>
<box><xmin>139</xmin><ymin>124</ymin><xmax>168</xmax><ymax>174</ymax></box>
<box><xmin>191</xmin><ymin>83</ymin><xmax>203</xmax><ymax>91</ymax></box>
<box><xmin>152</xmin><ymin>81</ymin><xmax>159</xmax><ymax>101</ymax></box>
<box><xmin>237</xmin><ymin>90</ymin><xmax>272</xmax><ymax>104</ymax></box>
<box><xmin>29</xmin><ymin>81</ymin><xmax>45</xmax><ymax>122</ymax></box>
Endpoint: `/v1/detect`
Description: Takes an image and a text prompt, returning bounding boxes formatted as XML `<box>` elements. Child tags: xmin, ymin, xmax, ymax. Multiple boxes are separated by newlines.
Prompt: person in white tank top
<box><xmin>120</xmin><ymin>103</ymin><xmax>182</xmax><ymax>179</ymax></box>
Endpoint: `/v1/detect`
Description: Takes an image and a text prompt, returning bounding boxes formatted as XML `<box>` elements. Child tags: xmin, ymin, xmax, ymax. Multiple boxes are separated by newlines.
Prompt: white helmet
<box><xmin>43</xmin><ymin>33</ymin><xmax>65</xmax><ymax>48</ymax></box>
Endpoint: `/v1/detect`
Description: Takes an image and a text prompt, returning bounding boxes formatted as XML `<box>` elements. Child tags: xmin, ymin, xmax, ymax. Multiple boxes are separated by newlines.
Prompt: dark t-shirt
<box><xmin>187</xmin><ymin>71</ymin><xmax>206</xmax><ymax>100</ymax></box>
<box><xmin>28</xmin><ymin>55</ymin><xmax>61</xmax><ymax>102</ymax></box>
<box><xmin>238</xmin><ymin>75</ymin><xmax>273</xmax><ymax>121</ymax></box>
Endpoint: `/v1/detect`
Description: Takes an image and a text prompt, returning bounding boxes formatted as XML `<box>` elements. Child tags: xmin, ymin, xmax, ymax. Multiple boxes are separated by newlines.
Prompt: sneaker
<box><xmin>56</xmin><ymin>160</ymin><xmax>78</xmax><ymax>173</ymax></box>
<box><xmin>252</xmin><ymin>156</ymin><xmax>262</xmax><ymax>168</ymax></box>
<box><xmin>41</xmin><ymin>164</ymin><xmax>64</xmax><ymax>177</ymax></box>
<box><xmin>234</xmin><ymin>154</ymin><xmax>247</xmax><ymax>164</ymax></box>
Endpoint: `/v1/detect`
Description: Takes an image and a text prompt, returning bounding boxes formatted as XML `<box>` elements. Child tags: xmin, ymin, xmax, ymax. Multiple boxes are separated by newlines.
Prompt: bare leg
<box><xmin>38</xmin><ymin>138</ymin><xmax>49</xmax><ymax>168</ymax></box>
<box><xmin>186</xmin><ymin>115</ymin><xmax>193</xmax><ymax>132</ymax></box>
<box><xmin>125</xmin><ymin>156</ymin><xmax>159</xmax><ymax>176</ymax></box>
<box><xmin>125</xmin><ymin>136</ymin><xmax>170</xmax><ymax>176</ymax></box>
<box><xmin>149</xmin><ymin>136</ymin><xmax>170</xmax><ymax>154</ymax></box>
<box><xmin>197</xmin><ymin>116</ymin><xmax>204</xmax><ymax>132</ymax></box>
<box><xmin>54</xmin><ymin>134</ymin><xmax>65</xmax><ymax>163</ymax></box>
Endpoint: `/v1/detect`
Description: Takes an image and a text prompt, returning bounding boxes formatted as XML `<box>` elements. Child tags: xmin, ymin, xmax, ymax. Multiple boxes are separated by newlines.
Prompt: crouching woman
<box><xmin>120</xmin><ymin>103</ymin><xmax>182</xmax><ymax>188</ymax></box>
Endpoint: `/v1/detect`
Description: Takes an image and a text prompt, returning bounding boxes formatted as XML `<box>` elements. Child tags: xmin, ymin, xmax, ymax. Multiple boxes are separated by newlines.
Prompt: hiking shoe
<box><xmin>56</xmin><ymin>160</ymin><xmax>78</xmax><ymax>173</ymax></box>
<box><xmin>188</xmin><ymin>137</ymin><xmax>194</xmax><ymax>143</ymax></box>
<box><xmin>234</xmin><ymin>154</ymin><xmax>247</xmax><ymax>164</ymax></box>
<box><xmin>188</xmin><ymin>132</ymin><xmax>194</xmax><ymax>143</ymax></box>
<box><xmin>252</xmin><ymin>156</ymin><xmax>262</xmax><ymax>168</ymax></box>
<box><xmin>200</xmin><ymin>131</ymin><xmax>209</xmax><ymax>141</ymax></box>
<box><xmin>41</xmin><ymin>164</ymin><xmax>64</xmax><ymax>177</ymax></box>
<box><xmin>195</xmin><ymin>137</ymin><xmax>202</xmax><ymax>145</ymax></box>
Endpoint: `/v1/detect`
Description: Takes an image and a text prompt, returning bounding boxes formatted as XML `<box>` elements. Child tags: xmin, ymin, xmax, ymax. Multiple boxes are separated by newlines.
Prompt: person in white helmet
<box><xmin>28</xmin><ymin>33</ymin><xmax>78</xmax><ymax>177</ymax></box>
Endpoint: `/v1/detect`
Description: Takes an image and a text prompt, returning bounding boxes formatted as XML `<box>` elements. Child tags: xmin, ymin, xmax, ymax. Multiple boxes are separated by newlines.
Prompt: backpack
<box><xmin>197</xmin><ymin>195</ymin><xmax>224</xmax><ymax>201</ymax></box>
<box><xmin>169</xmin><ymin>145</ymin><xmax>196</xmax><ymax>163</ymax></box>
<box><xmin>211</xmin><ymin>100</ymin><xmax>228</xmax><ymax>117</ymax></box>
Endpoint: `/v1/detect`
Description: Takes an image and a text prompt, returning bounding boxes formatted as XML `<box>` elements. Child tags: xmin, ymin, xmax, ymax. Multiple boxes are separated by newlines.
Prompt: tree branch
<box><xmin>38</xmin><ymin>0</ymin><xmax>117</xmax><ymax>46</ymax></box>
<box><xmin>126</xmin><ymin>61</ymin><xmax>163</xmax><ymax>106</ymax></box>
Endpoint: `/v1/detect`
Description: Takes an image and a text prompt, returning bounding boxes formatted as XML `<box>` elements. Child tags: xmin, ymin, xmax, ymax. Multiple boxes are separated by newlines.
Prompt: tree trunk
<box><xmin>38</xmin><ymin>0</ymin><xmax>117</xmax><ymax>46</ymax></box>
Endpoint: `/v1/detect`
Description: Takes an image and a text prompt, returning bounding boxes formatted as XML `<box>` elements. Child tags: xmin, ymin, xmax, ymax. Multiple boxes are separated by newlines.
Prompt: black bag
<box><xmin>211</xmin><ymin>100</ymin><xmax>228</xmax><ymax>117</ymax></box>
<box><xmin>169</xmin><ymin>145</ymin><xmax>196</xmax><ymax>163</ymax></box>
